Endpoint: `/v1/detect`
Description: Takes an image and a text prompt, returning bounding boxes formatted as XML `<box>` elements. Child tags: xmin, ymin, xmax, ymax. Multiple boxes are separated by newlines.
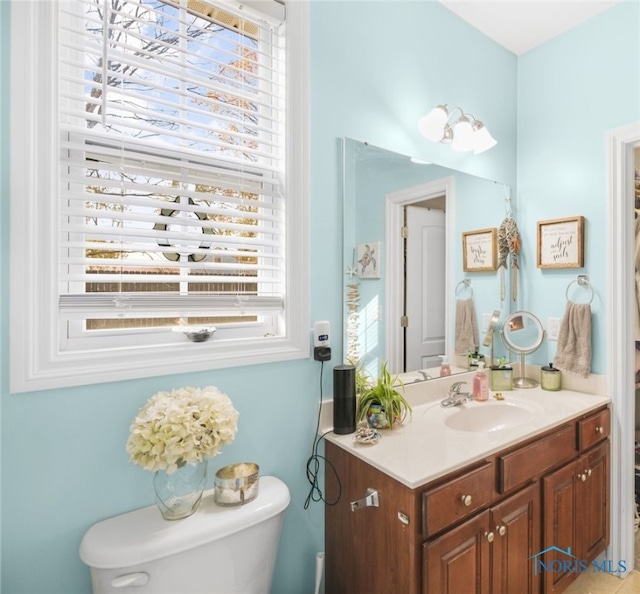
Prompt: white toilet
<box><xmin>79</xmin><ymin>476</ymin><xmax>290</xmax><ymax>594</ymax></box>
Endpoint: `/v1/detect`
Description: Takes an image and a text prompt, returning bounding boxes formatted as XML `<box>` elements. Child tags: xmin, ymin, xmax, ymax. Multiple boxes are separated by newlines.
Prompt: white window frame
<box><xmin>9</xmin><ymin>0</ymin><xmax>309</xmax><ymax>393</ymax></box>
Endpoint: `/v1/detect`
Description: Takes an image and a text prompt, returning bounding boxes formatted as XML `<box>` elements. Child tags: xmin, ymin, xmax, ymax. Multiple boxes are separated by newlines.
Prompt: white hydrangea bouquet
<box><xmin>127</xmin><ymin>386</ymin><xmax>239</xmax><ymax>474</ymax></box>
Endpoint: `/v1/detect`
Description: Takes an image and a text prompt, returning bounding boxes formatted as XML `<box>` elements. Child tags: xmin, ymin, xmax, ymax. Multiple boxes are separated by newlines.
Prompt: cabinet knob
<box><xmin>595</xmin><ymin>426</ymin><xmax>603</xmax><ymax>434</ymax></box>
<box><xmin>496</xmin><ymin>525</ymin><xmax>507</xmax><ymax>536</ymax></box>
<box><xmin>585</xmin><ymin>468</ymin><xmax>592</xmax><ymax>477</ymax></box>
<box><xmin>485</xmin><ymin>531</ymin><xmax>495</xmax><ymax>543</ymax></box>
<box><xmin>461</xmin><ymin>494</ymin><xmax>472</xmax><ymax>506</ymax></box>
<box><xmin>579</xmin><ymin>473</ymin><xmax>587</xmax><ymax>482</ymax></box>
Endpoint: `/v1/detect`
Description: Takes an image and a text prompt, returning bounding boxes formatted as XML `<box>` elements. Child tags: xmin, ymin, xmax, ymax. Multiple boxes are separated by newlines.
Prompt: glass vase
<box><xmin>153</xmin><ymin>460</ymin><xmax>208</xmax><ymax>521</ymax></box>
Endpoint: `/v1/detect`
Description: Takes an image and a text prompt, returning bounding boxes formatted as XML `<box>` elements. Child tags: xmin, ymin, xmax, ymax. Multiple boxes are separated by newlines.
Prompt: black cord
<box><xmin>304</xmin><ymin>360</ymin><xmax>342</xmax><ymax>509</ymax></box>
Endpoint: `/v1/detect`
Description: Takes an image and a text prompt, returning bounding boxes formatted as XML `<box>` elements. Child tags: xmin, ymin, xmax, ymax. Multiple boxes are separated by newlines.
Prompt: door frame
<box><xmin>385</xmin><ymin>176</ymin><xmax>455</xmax><ymax>373</ymax></box>
<box><xmin>607</xmin><ymin>121</ymin><xmax>640</xmax><ymax>569</ymax></box>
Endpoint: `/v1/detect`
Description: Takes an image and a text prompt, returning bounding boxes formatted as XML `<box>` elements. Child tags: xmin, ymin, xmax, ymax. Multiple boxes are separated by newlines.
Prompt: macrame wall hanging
<box><xmin>497</xmin><ymin>196</ymin><xmax>520</xmax><ymax>303</ymax></box>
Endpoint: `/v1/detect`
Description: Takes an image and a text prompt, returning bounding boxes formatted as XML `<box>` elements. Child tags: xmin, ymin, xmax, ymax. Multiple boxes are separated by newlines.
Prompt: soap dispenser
<box><xmin>473</xmin><ymin>362</ymin><xmax>489</xmax><ymax>401</ymax></box>
<box><xmin>439</xmin><ymin>355</ymin><xmax>451</xmax><ymax>377</ymax></box>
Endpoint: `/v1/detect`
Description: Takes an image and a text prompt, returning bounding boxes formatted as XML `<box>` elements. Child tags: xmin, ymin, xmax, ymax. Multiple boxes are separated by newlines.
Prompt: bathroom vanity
<box><xmin>323</xmin><ymin>383</ymin><xmax>610</xmax><ymax>594</ymax></box>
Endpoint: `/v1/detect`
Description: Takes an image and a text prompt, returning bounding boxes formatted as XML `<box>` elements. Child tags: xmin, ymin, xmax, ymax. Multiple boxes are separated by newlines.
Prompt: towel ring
<box><xmin>455</xmin><ymin>279</ymin><xmax>473</xmax><ymax>299</ymax></box>
<box><xmin>565</xmin><ymin>275</ymin><xmax>594</xmax><ymax>304</ymax></box>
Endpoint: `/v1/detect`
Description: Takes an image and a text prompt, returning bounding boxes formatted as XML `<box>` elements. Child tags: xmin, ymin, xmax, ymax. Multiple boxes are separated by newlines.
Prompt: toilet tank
<box><xmin>79</xmin><ymin>476</ymin><xmax>290</xmax><ymax>594</ymax></box>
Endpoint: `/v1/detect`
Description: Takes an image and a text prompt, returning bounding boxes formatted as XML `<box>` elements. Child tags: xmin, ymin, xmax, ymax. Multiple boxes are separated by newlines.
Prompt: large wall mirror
<box><xmin>342</xmin><ymin>137</ymin><xmax>515</xmax><ymax>382</ymax></box>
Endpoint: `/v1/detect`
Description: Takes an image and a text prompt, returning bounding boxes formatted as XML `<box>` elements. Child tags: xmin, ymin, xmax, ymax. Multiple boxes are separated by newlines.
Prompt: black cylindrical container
<box><xmin>333</xmin><ymin>365</ymin><xmax>356</xmax><ymax>434</ymax></box>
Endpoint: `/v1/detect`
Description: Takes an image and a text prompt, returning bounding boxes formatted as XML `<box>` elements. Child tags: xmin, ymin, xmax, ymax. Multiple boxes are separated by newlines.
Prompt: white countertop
<box><xmin>321</xmin><ymin>373</ymin><xmax>610</xmax><ymax>490</ymax></box>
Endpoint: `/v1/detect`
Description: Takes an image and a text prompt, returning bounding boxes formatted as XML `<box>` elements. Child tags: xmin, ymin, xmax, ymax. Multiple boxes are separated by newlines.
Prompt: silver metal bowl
<box><xmin>213</xmin><ymin>462</ymin><xmax>260</xmax><ymax>507</ymax></box>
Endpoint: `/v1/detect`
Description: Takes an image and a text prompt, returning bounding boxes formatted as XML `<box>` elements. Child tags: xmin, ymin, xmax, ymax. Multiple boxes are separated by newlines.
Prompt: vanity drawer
<box><xmin>578</xmin><ymin>407</ymin><xmax>610</xmax><ymax>451</ymax></box>
<box><xmin>421</xmin><ymin>462</ymin><xmax>493</xmax><ymax>537</ymax></box>
<box><xmin>498</xmin><ymin>425</ymin><xmax>576</xmax><ymax>493</ymax></box>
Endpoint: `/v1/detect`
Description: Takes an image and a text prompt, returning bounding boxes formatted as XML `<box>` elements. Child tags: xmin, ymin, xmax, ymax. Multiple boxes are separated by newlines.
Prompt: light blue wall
<box><xmin>6</xmin><ymin>0</ymin><xmax>637</xmax><ymax>592</ymax></box>
<box><xmin>517</xmin><ymin>1</ymin><xmax>640</xmax><ymax>370</ymax></box>
<box><xmin>311</xmin><ymin>0</ymin><xmax>518</xmax><ymax>187</ymax></box>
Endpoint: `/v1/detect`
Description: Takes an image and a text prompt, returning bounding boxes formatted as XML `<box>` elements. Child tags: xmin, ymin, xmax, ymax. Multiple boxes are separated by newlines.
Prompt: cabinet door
<box><xmin>491</xmin><ymin>483</ymin><xmax>541</xmax><ymax>594</ymax></box>
<box><xmin>541</xmin><ymin>440</ymin><xmax>611</xmax><ymax>594</ymax></box>
<box><xmin>578</xmin><ymin>440</ymin><xmax>609</xmax><ymax>562</ymax></box>
<box><xmin>542</xmin><ymin>460</ymin><xmax>579</xmax><ymax>594</ymax></box>
<box><xmin>423</xmin><ymin>510</ymin><xmax>491</xmax><ymax>594</ymax></box>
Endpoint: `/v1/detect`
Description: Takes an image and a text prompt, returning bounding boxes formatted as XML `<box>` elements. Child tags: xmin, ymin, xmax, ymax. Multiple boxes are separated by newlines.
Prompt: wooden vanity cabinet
<box><xmin>324</xmin><ymin>405</ymin><xmax>610</xmax><ymax>594</ymax></box>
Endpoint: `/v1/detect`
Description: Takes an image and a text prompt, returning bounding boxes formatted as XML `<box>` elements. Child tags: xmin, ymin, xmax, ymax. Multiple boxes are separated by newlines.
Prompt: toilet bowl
<box><xmin>79</xmin><ymin>475</ymin><xmax>290</xmax><ymax>594</ymax></box>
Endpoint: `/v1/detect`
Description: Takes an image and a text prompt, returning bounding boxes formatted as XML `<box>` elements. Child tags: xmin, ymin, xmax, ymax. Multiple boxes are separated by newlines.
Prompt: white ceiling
<box><xmin>438</xmin><ymin>0</ymin><xmax>623</xmax><ymax>55</ymax></box>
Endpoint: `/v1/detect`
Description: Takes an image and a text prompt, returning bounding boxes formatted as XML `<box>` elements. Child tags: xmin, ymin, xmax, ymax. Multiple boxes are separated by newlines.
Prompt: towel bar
<box><xmin>565</xmin><ymin>274</ymin><xmax>594</xmax><ymax>304</ymax></box>
<box><xmin>455</xmin><ymin>279</ymin><xmax>473</xmax><ymax>299</ymax></box>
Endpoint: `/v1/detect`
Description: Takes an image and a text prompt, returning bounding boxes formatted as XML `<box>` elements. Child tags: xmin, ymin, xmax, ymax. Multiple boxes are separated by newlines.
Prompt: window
<box><xmin>9</xmin><ymin>0</ymin><xmax>309</xmax><ymax>393</ymax></box>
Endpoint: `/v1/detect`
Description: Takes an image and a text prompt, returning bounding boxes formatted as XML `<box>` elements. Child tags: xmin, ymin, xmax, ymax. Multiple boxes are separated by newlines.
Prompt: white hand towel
<box><xmin>553</xmin><ymin>300</ymin><xmax>592</xmax><ymax>378</ymax></box>
<box><xmin>455</xmin><ymin>298</ymin><xmax>479</xmax><ymax>356</ymax></box>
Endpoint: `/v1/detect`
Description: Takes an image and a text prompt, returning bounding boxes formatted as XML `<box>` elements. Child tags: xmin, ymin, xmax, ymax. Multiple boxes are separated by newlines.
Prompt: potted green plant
<box><xmin>355</xmin><ymin>361</ymin><xmax>412</xmax><ymax>429</ymax></box>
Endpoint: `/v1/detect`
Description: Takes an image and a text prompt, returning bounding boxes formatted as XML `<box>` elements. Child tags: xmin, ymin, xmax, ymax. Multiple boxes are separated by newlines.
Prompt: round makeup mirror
<box><xmin>501</xmin><ymin>311</ymin><xmax>544</xmax><ymax>388</ymax></box>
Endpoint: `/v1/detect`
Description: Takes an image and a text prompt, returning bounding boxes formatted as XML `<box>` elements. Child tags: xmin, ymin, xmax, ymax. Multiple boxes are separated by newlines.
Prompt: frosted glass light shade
<box><xmin>473</xmin><ymin>124</ymin><xmax>497</xmax><ymax>154</ymax></box>
<box><xmin>451</xmin><ymin>116</ymin><xmax>474</xmax><ymax>152</ymax></box>
<box><xmin>417</xmin><ymin>105</ymin><xmax>449</xmax><ymax>142</ymax></box>
<box><xmin>418</xmin><ymin>105</ymin><xmax>497</xmax><ymax>155</ymax></box>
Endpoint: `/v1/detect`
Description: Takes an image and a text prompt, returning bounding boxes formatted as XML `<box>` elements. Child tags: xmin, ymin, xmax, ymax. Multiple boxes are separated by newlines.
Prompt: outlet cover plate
<box><xmin>548</xmin><ymin>317</ymin><xmax>560</xmax><ymax>341</ymax></box>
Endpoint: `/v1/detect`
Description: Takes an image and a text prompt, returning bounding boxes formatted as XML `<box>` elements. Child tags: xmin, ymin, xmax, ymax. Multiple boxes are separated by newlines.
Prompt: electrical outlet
<box><xmin>482</xmin><ymin>313</ymin><xmax>491</xmax><ymax>333</ymax></box>
<box><xmin>548</xmin><ymin>317</ymin><xmax>561</xmax><ymax>341</ymax></box>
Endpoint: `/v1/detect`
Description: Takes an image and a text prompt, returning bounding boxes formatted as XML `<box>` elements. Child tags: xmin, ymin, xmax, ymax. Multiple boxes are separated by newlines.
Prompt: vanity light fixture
<box><xmin>418</xmin><ymin>104</ymin><xmax>497</xmax><ymax>154</ymax></box>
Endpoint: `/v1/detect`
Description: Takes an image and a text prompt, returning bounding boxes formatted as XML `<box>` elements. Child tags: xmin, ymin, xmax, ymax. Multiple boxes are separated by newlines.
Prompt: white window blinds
<box><xmin>57</xmin><ymin>0</ymin><xmax>286</xmax><ymax>322</ymax></box>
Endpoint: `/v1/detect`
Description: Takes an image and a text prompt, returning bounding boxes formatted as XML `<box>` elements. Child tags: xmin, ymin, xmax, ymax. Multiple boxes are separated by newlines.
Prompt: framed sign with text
<box><xmin>537</xmin><ymin>216</ymin><xmax>585</xmax><ymax>269</ymax></box>
<box><xmin>462</xmin><ymin>228</ymin><xmax>497</xmax><ymax>272</ymax></box>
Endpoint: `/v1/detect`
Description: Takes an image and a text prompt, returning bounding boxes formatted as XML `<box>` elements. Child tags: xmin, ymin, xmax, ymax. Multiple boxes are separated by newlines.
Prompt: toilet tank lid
<box><xmin>79</xmin><ymin>475</ymin><xmax>290</xmax><ymax>569</ymax></box>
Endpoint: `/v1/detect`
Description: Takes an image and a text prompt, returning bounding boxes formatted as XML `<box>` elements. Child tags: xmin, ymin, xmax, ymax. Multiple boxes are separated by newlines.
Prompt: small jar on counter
<box><xmin>468</xmin><ymin>350</ymin><xmax>485</xmax><ymax>371</ymax></box>
<box><xmin>541</xmin><ymin>363</ymin><xmax>562</xmax><ymax>391</ymax></box>
<box><xmin>489</xmin><ymin>365</ymin><xmax>513</xmax><ymax>391</ymax></box>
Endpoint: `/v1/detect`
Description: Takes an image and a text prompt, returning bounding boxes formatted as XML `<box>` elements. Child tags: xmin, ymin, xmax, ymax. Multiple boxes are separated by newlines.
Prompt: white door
<box><xmin>405</xmin><ymin>205</ymin><xmax>446</xmax><ymax>371</ymax></box>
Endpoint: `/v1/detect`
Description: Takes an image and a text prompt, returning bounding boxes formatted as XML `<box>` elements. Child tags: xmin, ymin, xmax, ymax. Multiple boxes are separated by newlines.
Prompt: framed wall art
<box><xmin>462</xmin><ymin>228</ymin><xmax>497</xmax><ymax>272</ymax></box>
<box><xmin>537</xmin><ymin>216</ymin><xmax>585</xmax><ymax>269</ymax></box>
<box><xmin>356</xmin><ymin>241</ymin><xmax>381</xmax><ymax>279</ymax></box>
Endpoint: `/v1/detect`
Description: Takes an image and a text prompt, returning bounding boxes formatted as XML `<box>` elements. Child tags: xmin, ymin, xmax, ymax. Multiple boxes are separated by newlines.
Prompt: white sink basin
<box><xmin>444</xmin><ymin>401</ymin><xmax>535</xmax><ymax>433</ymax></box>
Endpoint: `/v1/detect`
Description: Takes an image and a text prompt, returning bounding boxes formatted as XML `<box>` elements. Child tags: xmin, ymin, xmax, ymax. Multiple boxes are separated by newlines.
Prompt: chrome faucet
<box><xmin>441</xmin><ymin>381</ymin><xmax>472</xmax><ymax>408</ymax></box>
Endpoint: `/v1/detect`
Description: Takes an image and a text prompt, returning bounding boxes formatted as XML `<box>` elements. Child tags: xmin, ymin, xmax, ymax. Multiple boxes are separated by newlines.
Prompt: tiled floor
<box><xmin>563</xmin><ymin>569</ymin><xmax>640</xmax><ymax>594</ymax></box>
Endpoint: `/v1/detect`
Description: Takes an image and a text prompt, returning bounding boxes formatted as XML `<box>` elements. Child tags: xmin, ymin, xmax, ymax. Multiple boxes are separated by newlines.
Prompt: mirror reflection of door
<box><xmin>404</xmin><ymin>202</ymin><xmax>446</xmax><ymax>372</ymax></box>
